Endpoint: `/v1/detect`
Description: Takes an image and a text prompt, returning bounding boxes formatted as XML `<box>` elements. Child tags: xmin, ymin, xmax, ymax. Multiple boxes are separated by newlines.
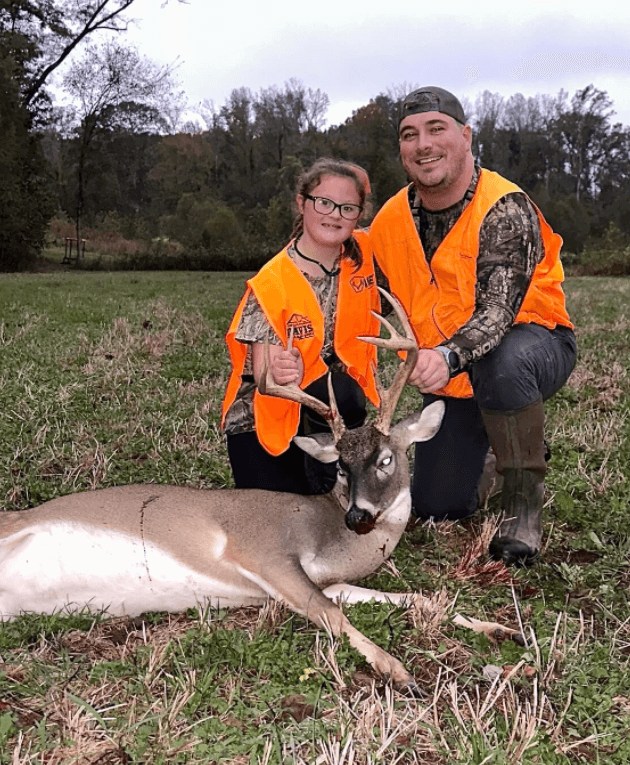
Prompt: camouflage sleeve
<box><xmin>447</xmin><ymin>193</ymin><xmax>544</xmax><ymax>368</ymax></box>
<box><xmin>234</xmin><ymin>291</ymin><xmax>282</xmax><ymax>345</ymax></box>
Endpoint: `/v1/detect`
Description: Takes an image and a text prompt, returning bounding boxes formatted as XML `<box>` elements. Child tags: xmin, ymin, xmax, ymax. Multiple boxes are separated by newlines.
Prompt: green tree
<box><xmin>160</xmin><ymin>194</ymin><xmax>250</xmax><ymax>268</ymax></box>
<box><xmin>4</xmin><ymin>1</ymin><xmax>183</xmax><ymax>108</ymax></box>
<box><xmin>150</xmin><ymin>133</ymin><xmax>216</xmax><ymax>206</ymax></box>
<box><xmin>60</xmin><ymin>40</ymin><xmax>181</xmax><ymax>251</ymax></box>
<box><xmin>0</xmin><ymin>22</ymin><xmax>53</xmax><ymax>269</ymax></box>
<box><xmin>330</xmin><ymin>95</ymin><xmax>405</xmax><ymax>211</ymax></box>
<box><xmin>551</xmin><ymin>85</ymin><xmax>614</xmax><ymax>203</ymax></box>
<box><xmin>590</xmin><ymin>124</ymin><xmax>630</xmax><ymax>241</ymax></box>
<box><xmin>0</xmin><ymin>0</ymin><xmax>183</xmax><ymax>269</ymax></box>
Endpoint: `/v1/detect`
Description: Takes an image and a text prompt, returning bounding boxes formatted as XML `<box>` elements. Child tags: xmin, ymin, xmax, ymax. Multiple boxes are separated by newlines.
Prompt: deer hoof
<box><xmin>490</xmin><ymin>625</ymin><xmax>526</xmax><ymax>646</ymax></box>
<box><xmin>396</xmin><ymin>677</ymin><xmax>423</xmax><ymax>697</ymax></box>
<box><xmin>378</xmin><ymin>670</ymin><xmax>422</xmax><ymax>697</ymax></box>
<box><xmin>386</xmin><ymin>673</ymin><xmax>423</xmax><ymax>697</ymax></box>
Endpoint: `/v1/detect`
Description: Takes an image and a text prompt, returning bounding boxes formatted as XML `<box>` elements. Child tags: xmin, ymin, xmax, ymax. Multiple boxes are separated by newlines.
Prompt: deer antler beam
<box><xmin>257</xmin><ymin>339</ymin><xmax>346</xmax><ymax>442</ymax></box>
<box><xmin>356</xmin><ymin>288</ymin><xmax>419</xmax><ymax>436</ymax></box>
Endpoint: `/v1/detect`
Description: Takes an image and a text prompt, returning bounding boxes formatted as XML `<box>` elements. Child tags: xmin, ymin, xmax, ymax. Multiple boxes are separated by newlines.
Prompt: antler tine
<box><xmin>358</xmin><ymin>287</ymin><xmax>417</xmax><ymax>349</ymax></box>
<box><xmin>257</xmin><ymin>340</ymin><xmax>346</xmax><ymax>442</ymax></box>
<box><xmin>358</xmin><ymin>287</ymin><xmax>418</xmax><ymax>436</ymax></box>
<box><xmin>326</xmin><ymin>372</ymin><xmax>347</xmax><ymax>442</ymax></box>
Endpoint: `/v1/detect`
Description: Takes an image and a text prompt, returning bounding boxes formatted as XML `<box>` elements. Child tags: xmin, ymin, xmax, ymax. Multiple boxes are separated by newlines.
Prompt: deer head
<box><xmin>259</xmin><ymin>288</ymin><xmax>445</xmax><ymax>535</ymax></box>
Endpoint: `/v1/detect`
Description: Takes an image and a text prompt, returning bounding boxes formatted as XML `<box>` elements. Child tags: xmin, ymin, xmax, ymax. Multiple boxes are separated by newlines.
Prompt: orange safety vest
<box><xmin>222</xmin><ymin>235</ymin><xmax>381</xmax><ymax>455</ymax></box>
<box><xmin>370</xmin><ymin>169</ymin><xmax>573</xmax><ymax>398</ymax></box>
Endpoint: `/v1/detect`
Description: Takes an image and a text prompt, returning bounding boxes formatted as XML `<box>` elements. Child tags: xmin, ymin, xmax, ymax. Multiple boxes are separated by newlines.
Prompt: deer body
<box><xmin>0</xmin><ymin>478</ymin><xmax>412</xmax><ymax>619</ymax></box>
<box><xmin>0</xmin><ymin>403</ymin><xmax>446</xmax><ymax>692</ymax></box>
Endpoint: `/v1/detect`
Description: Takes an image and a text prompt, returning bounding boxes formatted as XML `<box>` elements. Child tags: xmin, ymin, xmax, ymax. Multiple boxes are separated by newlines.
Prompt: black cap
<box><xmin>399</xmin><ymin>86</ymin><xmax>466</xmax><ymax>127</ymax></box>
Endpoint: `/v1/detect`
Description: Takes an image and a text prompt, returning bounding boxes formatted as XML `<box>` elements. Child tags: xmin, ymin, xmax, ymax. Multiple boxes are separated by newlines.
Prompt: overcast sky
<box><xmin>123</xmin><ymin>0</ymin><xmax>630</xmax><ymax>128</ymax></box>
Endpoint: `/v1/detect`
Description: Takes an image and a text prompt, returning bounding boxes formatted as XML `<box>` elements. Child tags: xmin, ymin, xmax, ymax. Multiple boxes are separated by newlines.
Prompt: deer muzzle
<box><xmin>345</xmin><ymin>505</ymin><xmax>376</xmax><ymax>535</ymax></box>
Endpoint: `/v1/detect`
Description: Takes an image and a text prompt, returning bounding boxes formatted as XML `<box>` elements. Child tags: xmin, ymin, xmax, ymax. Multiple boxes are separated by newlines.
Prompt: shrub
<box><xmin>571</xmin><ymin>223</ymin><xmax>630</xmax><ymax>276</ymax></box>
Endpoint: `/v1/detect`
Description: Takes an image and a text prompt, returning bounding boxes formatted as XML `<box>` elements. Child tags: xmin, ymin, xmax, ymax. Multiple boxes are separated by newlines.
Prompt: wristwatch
<box><xmin>434</xmin><ymin>345</ymin><xmax>461</xmax><ymax>377</ymax></box>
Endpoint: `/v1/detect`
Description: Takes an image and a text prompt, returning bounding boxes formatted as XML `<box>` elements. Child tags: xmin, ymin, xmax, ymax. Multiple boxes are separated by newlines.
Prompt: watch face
<box><xmin>436</xmin><ymin>346</ymin><xmax>459</xmax><ymax>373</ymax></box>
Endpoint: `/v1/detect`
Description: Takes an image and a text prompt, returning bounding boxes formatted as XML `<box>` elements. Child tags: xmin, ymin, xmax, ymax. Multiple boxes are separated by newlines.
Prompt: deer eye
<box><xmin>377</xmin><ymin>454</ymin><xmax>393</xmax><ymax>472</ymax></box>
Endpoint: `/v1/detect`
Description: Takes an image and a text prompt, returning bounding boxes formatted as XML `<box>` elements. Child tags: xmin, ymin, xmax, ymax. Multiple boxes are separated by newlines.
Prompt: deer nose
<box><xmin>345</xmin><ymin>505</ymin><xmax>376</xmax><ymax>535</ymax></box>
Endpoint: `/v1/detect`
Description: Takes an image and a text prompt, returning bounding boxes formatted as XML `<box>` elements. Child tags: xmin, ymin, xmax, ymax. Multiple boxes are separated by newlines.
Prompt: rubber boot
<box><xmin>481</xmin><ymin>399</ymin><xmax>547</xmax><ymax>566</ymax></box>
<box><xmin>476</xmin><ymin>448</ymin><xmax>503</xmax><ymax>508</ymax></box>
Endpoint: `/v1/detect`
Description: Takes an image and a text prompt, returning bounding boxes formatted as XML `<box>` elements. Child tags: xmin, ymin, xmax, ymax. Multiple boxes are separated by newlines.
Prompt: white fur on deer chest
<box><xmin>0</xmin><ymin>520</ymin><xmax>266</xmax><ymax>619</ymax></box>
<box><xmin>300</xmin><ymin>488</ymin><xmax>410</xmax><ymax>586</ymax></box>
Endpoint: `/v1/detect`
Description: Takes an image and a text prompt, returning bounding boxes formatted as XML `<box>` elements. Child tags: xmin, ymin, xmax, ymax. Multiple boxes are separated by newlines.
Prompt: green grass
<box><xmin>1</xmin><ymin>272</ymin><xmax>629</xmax><ymax>764</ymax></box>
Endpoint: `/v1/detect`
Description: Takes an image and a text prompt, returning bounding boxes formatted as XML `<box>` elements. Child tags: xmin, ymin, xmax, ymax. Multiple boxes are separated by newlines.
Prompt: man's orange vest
<box><xmin>370</xmin><ymin>169</ymin><xmax>573</xmax><ymax>398</ymax></box>
<box><xmin>222</xmin><ymin>236</ymin><xmax>381</xmax><ymax>455</ymax></box>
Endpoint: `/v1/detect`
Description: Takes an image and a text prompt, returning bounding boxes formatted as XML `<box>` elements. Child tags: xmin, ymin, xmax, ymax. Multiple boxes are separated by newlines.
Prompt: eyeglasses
<box><xmin>304</xmin><ymin>194</ymin><xmax>363</xmax><ymax>221</ymax></box>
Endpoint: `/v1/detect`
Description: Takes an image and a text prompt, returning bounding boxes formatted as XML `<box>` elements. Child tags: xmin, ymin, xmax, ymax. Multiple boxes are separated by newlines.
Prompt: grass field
<box><xmin>0</xmin><ymin>272</ymin><xmax>628</xmax><ymax>764</ymax></box>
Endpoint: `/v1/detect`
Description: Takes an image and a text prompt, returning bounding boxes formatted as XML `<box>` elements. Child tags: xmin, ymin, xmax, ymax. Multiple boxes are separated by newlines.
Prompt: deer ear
<box><xmin>293</xmin><ymin>434</ymin><xmax>340</xmax><ymax>464</ymax></box>
<box><xmin>392</xmin><ymin>400</ymin><xmax>445</xmax><ymax>449</ymax></box>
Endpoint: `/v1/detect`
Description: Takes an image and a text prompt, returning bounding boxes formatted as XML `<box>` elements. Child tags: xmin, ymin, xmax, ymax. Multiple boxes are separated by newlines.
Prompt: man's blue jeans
<box><xmin>411</xmin><ymin>323</ymin><xmax>577</xmax><ymax>520</ymax></box>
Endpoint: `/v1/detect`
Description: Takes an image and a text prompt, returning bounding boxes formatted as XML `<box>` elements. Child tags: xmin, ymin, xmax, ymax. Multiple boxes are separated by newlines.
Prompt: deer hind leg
<box><xmin>322</xmin><ymin>583</ymin><xmax>413</xmax><ymax>607</ymax></box>
<box><xmin>452</xmin><ymin>613</ymin><xmax>524</xmax><ymax>645</ymax></box>
<box><xmin>323</xmin><ymin>585</ymin><xmax>524</xmax><ymax>646</ymax></box>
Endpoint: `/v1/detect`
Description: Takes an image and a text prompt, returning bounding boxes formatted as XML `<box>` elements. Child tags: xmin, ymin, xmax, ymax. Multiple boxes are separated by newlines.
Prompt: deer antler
<box><xmin>358</xmin><ymin>288</ymin><xmax>418</xmax><ymax>436</ymax></box>
<box><xmin>257</xmin><ymin>330</ymin><xmax>346</xmax><ymax>442</ymax></box>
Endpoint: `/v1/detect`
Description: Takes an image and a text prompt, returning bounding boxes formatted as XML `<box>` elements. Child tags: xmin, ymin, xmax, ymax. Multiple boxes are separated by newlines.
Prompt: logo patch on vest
<box><xmin>350</xmin><ymin>274</ymin><xmax>375</xmax><ymax>293</ymax></box>
<box><xmin>287</xmin><ymin>313</ymin><xmax>314</xmax><ymax>340</ymax></box>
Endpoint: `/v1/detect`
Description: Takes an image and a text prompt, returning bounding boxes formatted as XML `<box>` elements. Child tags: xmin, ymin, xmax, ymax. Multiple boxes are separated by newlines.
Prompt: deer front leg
<box><xmin>302</xmin><ymin>587</ymin><xmax>419</xmax><ymax>694</ymax></box>
<box><xmin>240</xmin><ymin>563</ymin><xmax>420</xmax><ymax>694</ymax></box>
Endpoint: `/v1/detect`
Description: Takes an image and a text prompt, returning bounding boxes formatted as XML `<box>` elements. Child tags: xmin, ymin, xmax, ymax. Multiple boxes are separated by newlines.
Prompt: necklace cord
<box><xmin>294</xmin><ymin>238</ymin><xmax>340</xmax><ymax>277</ymax></box>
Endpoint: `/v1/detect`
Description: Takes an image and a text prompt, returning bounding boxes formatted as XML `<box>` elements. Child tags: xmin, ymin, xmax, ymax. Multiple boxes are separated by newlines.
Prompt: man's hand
<box><xmin>408</xmin><ymin>348</ymin><xmax>450</xmax><ymax>393</ymax></box>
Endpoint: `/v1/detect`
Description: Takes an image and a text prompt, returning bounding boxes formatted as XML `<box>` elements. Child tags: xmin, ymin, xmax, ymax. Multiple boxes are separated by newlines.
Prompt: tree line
<box><xmin>2</xmin><ymin>1</ymin><xmax>630</xmax><ymax>273</ymax></box>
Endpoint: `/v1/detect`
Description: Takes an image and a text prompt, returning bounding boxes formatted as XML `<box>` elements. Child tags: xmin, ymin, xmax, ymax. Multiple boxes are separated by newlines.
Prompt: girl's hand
<box><xmin>271</xmin><ymin>346</ymin><xmax>303</xmax><ymax>385</ymax></box>
<box><xmin>252</xmin><ymin>342</ymin><xmax>304</xmax><ymax>387</ymax></box>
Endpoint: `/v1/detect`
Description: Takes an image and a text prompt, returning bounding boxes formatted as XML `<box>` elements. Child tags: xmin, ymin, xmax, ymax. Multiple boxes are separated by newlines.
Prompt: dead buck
<box><xmin>0</xmin><ymin>290</ymin><xmax>518</xmax><ymax>693</ymax></box>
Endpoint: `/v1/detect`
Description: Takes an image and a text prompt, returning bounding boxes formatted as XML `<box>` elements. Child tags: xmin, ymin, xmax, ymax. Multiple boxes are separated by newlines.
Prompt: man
<box><xmin>370</xmin><ymin>86</ymin><xmax>577</xmax><ymax>566</ymax></box>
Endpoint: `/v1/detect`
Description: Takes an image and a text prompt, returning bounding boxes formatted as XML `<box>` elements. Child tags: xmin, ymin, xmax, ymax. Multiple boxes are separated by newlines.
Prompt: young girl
<box><xmin>221</xmin><ymin>158</ymin><xmax>382</xmax><ymax>493</ymax></box>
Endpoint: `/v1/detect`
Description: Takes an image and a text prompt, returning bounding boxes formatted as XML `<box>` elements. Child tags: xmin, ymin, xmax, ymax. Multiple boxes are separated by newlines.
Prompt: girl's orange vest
<box><xmin>370</xmin><ymin>169</ymin><xmax>573</xmax><ymax>398</ymax></box>
<box><xmin>221</xmin><ymin>234</ymin><xmax>381</xmax><ymax>455</ymax></box>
